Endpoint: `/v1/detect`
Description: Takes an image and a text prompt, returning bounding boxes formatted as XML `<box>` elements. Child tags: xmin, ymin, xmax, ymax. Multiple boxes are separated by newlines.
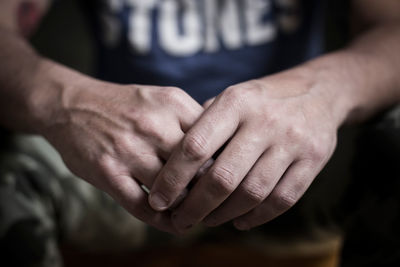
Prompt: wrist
<box><xmin>27</xmin><ymin>59</ymin><xmax>95</xmax><ymax>135</ymax></box>
<box><xmin>304</xmin><ymin>48</ymin><xmax>400</xmax><ymax>125</ymax></box>
<box><xmin>259</xmin><ymin>60</ymin><xmax>354</xmax><ymax>129</ymax></box>
<box><xmin>299</xmin><ymin>52</ymin><xmax>369</xmax><ymax>126</ymax></box>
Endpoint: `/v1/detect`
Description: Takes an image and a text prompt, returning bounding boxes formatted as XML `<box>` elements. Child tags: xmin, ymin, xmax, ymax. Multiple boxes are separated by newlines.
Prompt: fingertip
<box><xmin>149</xmin><ymin>192</ymin><xmax>170</xmax><ymax>211</ymax></box>
<box><xmin>233</xmin><ymin>220</ymin><xmax>251</xmax><ymax>231</ymax></box>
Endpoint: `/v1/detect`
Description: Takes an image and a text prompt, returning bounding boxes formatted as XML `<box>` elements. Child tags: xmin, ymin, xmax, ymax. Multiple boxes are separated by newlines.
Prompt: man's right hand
<box><xmin>42</xmin><ymin>78</ymin><xmax>203</xmax><ymax>233</ymax></box>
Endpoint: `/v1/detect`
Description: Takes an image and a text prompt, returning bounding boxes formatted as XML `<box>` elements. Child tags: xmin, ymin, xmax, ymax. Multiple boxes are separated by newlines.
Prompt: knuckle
<box><xmin>133</xmin><ymin>152</ymin><xmax>159</xmax><ymax>172</ymax></box>
<box><xmin>95</xmin><ymin>155</ymin><xmax>130</xmax><ymax>194</ymax></box>
<box><xmin>164</xmin><ymin>87</ymin><xmax>185</xmax><ymax>102</ymax></box>
<box><xmin>224</xmin><ymin>85</ymin><xmax>246</xmax><ymax>103</ymax></box>
<box><xmin>96</xmin><ymin>154</ymin><xmax>116</xmax><ymax>177</ymax></box>
<box><xmin>224</xmin><ymin>80</ymin><xmax>261</xmax><ymax>102</ymax></box>
<box><xmin>303</xmin><ymin>136</ymin><xmax>331</xmax><ymax>163</ymax></box>
<box><xmin>308</xmin><ymin>140</ymin><xmax>327</xmax><ymax>162</ymax></box>
<box><xmin>286</xmin><ymin>124</ymin><xmax>306</xmax><ymax>142</ymax></box>
<box><xmin>112</xmin><ymin>132</ymin><xmax>135</xmax><ymax>155</ymax></box>
<box><xmin>270</xmin><ymin>190</ymin><xmax>297</xmax><ymax>213</ymax></box>
<box><xmin>243</xmin><ymin>79</ymin><xmax>265</xmax><ymax>93</ymax></box>
<box><xmin>208</xmin><ymin>166</ymin><xmax>236</xmax><ymax>195</ymax></box>
<box><xmin>133</xmin><ymin>86</ymin><xmax>147</xmax><ymax>101</ymax></box>
<box><xmin>241</xmin><ymin>182</ymin><xmax>266</xmax><ymax>203</ymax></box>
<box><xmin>181</xmin><ymin>133</ymin><xmax>209</xmax><ymax>160</ymax></box>
<box><xmin>135</xmin><ymin>116</ymin><xmax>162</xmax><ymax>139</ymax></box>
<box><xmin>157</xmin><ymin>136</ymin><xmax>175</xmax><ymax>151</ymax></box>
<box><xmin>224</xmin><ymin>85</ymin><xmax>241</xmax><ymax>96</ymax></box>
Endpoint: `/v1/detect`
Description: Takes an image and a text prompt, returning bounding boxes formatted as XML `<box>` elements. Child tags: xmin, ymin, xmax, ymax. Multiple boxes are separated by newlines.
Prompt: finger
<box><xmin>170</xmin><ymin>127</ymin><xmax>267</xmax><ymax>231</ymax></box>
<box><xmin>147</xmin><ymin>85</ymin><xmax>203</xmax><ymax>133</ymax></box>
<box><xmin>100</xmin><ymin>156</ymin><xmax>177</xmax><ymax>234</ymax></box>
<box><xmin>130</xmin><ymin>137</ymin><xmax>196</xmax><ymax>210</ymax></box>
<box><xmin>233</xmin><ymin>160</ymin><xmax>318</xmax><ymax>230</ymax></box>
<box><xmin>109</xmin><ymin>135</ymin><xmax>163</xmax><ymax>188</ymax></box>
<box><xmin>203</xmin><ymin>97</ymin><xmax>216</xmax><ymax>109</ymax></box>
<box><xmin>156</xmin><ymin>127</ymin><xmax>185</xmax><ymax>161</ymax></box>
<box><xmin>203</xmin><ymin>146</ymin><xmax>292</xmax><ymax>227</ymax></box>
<box><xmin>176</xmin><ymin>91</ymin><xmax>204</xmax><ymax>132</ymax></box>
<box><xmin>132</xmin><ymin>113</ymin><xmax>185</xmax><ymax>161</ymax></box>
<box><xmin>169</xmin><ymin>159</ymin><xmax>214</xmax><ymax>210</ymax></box>
<box><xmin>157</xmin><ymin>90</ymin><xmax>203</xmax><ymax>156</ymax></box>
<box><xmin>129</xmin><ymin>148</ymin><xmax>164</xmax><ymax>188</ymax></box>
<box><xmin>195</xmin><ymin>158</ymin><xmax>214</xmax><ymax>180</ymax></box>
<box><xmin>149</xmin><ymin>99</ymin><xmax>240</xmax><ymax>211</ymax></box>
<box><xmin>108</xmin><ymin>174</ymin><xmax>177</xmax><ymax>234</ymax></box>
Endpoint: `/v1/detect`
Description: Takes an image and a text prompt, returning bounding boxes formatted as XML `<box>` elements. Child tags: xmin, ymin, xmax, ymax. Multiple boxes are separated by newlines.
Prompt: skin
<box><xmin>148</xmin><ymin>1</ymin><xmax>400</xmax><ymax>232</ymax></box>
<box><xmin>0</xmin><ymin>0</ymin><xmax>203</xmax><ymax>234</ymax></box>
<box><xmin>0</xmin><ymin>0</ymin><xmax>400</xmax><ymax>234</ymax></box>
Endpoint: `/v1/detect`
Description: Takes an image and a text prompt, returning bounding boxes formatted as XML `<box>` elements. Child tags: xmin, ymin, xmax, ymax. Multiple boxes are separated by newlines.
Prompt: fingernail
<box><xmin>234</xmin><ymin>220</ymin><xmax>250</xmax><ymax>231</ymax></box>
<box><xmin>149</xmin><ymin>192</ymin><xmax>169</xmax><ymax>211</ymax></box>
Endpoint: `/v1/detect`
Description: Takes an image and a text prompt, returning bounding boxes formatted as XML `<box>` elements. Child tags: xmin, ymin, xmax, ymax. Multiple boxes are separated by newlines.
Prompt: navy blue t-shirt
<box><xmin>84</xmin><ymin>0</ymin><xmax>326</xmax><ymax>103</ymax></box>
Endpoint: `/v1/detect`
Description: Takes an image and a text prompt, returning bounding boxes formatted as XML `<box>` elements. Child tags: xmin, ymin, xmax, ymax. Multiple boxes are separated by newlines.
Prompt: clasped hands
<box><xmin>45</xmin><ymin>71</ymin><xmax>339</xmax><ymax>234</ymax></box>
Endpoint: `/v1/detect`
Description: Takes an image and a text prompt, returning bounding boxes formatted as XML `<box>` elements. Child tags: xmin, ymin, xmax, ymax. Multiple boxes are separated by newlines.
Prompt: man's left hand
<box><xmin>149</xmin><ymin>69</ymin><xmax>342</xmax><ymax>232</ymax></box>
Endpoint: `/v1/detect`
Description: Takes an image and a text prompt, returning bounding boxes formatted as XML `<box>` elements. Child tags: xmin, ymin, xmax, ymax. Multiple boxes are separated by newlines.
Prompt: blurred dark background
<box><xmin>31</xmin><ymin>0</ymin><xmax>94</xmax><ymax>75</ymax></box>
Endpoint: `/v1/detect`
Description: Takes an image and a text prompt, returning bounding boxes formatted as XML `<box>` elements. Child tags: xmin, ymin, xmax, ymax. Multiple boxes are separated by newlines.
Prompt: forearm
<box><xmin>0</xmin><ymin>27</ymin><xmax>92</xmax><ymax>134</ymax></box>
<box><xmin>300</xmin><ymin>22</ymin><xmax>400</xmax><ymax>125</ymax></box>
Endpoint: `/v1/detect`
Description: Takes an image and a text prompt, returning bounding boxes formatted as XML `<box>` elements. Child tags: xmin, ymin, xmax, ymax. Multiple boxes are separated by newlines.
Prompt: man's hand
<box><xmin>149</xmin><ymin>69</ymin><xmax>342</xmax><ymax>232</ymax></box>
<box><xmin>42</xmin><ymin>79</ymin><xmax>203</xmax><ymax>233</ymax></box>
